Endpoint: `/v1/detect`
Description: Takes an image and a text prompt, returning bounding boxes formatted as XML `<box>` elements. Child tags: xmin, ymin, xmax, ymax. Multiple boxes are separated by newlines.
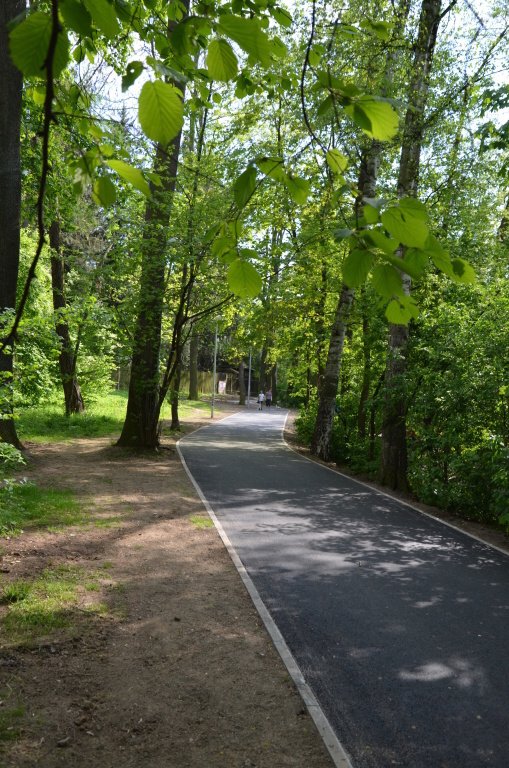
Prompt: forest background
<box><xmin>1</xmin><ymin>0</ymin><xmax>509</xmax><ymax>535</ymax></box>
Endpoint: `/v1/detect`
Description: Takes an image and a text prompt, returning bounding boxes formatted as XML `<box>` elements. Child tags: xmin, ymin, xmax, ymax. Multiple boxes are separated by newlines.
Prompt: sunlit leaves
<box><xmin>381</xmin><ymin>197</ymin><xmax>429</xmax><ymax>248</ymax></box>
<box><xmin>207</xmin><ymin>38</ymin><xmax>238</xmax><ymax>81</ymax></box>
<box><xmin>270</xmin><ymin>6</ymin><xmax>293</xmax><ymax>28</ymax></box>
<box><xmin>60</xmin><ymin>0</ymin><xmax>93</xmax><ymax>37</ymax></box>
<box><xmin>106</xmin><ymin>160</ymin><xmax>150</xmax><ymax>197</ymax></box>
<box><xmin>227</xmin><ymin>259</ymin><xmax>262</xmax><ymax>298</ymax></box>
<box><xmin>256</xmin><ymin>157</ymin><xmax>285</xmax><ymax>181</ymax></box>
<box><xmin>138</xmin><ymin>81</ymin><xmax>184</xmax><ymax>146</ymax></box>
<box><xmin>282</xmin><ymin>173</ymin><xmax>310</xmax><ymax>205</ymax></box>
<box><xmin>326</xmin><ymin>149</ymin><xmax>348</xmax><ymax>174</ymax></box>
<box><xmin>92</xmin><ymin>176</ymin><xmax>117</xmax><ymax>207</ymax></box>
<box><xmin>345</xmin><ymin>97</ymin><xmax>399</xmax><ymax>141</ymax></box>
<box><xmin>342</xmin><ymin>250</ymin><xmax>374</xmax><ymax>287</ymax></box>
<box><xmin>233</xmin><ymin>166</ymin><xmax>257</xmax><ymax>208</ymax></box>
<box><xmin>122</xmin><ymin>61</ymin><xmax>144</xmax><ymax>92</ymax></box>
<box><xmin>9</xmin><ymin>11</ymin><xmax>70</xmax><ymax>78</ymax></box>
<box><xmin>217</xmin><ymin>14</ymin><xmax>273</xmax><ymax>66</ymax></box>
<box><xmin>82</xmin><ymin>0</ymin><xmax>120</xmax><ymax>39</ymax></box>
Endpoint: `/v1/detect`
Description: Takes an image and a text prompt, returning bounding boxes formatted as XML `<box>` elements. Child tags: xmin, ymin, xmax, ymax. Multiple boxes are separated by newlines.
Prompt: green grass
<box><xmin>1</xmin><ymin>565</ymin><xmax>102</xmax><ymax>641</ymax></box>
<box><xmin>0</xmin><ymin>702</ymin><xmax>25</xmax><ymax>743</ymax></box>
<box><xmin>16</xmin><ymin>390</ymin><xmax>132</xmax><ymax>443</ymax></box>
<box><xmin>15</xmin><ymin>390</ymin><xmax>215</xmax><ymax>443</ymax></box>
<box><xmin>189</xmin><ymin>514</ymin><xmax>214</xmax><ymax>529</ymax></box>
<box><xmin>0</xmin><ymin>483</ymin><xmax>88</xmax><ymax>537</ymax></box>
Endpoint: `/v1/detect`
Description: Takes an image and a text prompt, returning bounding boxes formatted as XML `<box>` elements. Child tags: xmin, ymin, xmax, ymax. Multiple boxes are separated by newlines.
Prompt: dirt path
<box><xmin>0</xmin><ymin>406</ymin><xmax>334</xmax><ymax>768</ymax></box>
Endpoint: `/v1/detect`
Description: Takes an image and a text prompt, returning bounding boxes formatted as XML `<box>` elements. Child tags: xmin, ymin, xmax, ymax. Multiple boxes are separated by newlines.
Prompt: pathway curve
<box><xmin>178</xmin><ymin>409</ymin><xmax>509</xmax><ymax>768</ymax></box>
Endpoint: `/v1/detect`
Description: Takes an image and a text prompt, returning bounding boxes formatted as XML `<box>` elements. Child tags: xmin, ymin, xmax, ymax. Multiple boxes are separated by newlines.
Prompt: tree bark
<box><xmin>188</xmin><ymin>329</ymin><xmax>199</xmax><ymax>400</ymax></box>
<box><xmin>48</xmin><ymin>220</ymin><xmax>85</xmax><ymax>416</ymax></box>
<box><xmin>238</xmin><ymin>360</ymin><xmax>246</xmax><ymax>405</ymax></box>
<box><xmin>0</xmin><ymin>0</ymin><xmax>24</xmax><ymax>448</ymax></box>
<box><xmin>380</xmin><ymin>0</ymin><xmax>443</xmax><ymax>491</ymax></box>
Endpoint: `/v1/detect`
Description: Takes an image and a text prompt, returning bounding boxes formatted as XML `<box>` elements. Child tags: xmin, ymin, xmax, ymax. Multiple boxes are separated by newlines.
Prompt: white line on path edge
<box><xmin>176</xmin><ymin>412</ymin><xmax>354</xmax><ymax>768</ymax></box>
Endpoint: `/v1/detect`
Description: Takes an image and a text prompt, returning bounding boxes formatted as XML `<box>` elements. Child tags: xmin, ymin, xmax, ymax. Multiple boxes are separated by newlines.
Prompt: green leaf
<box><xmin>271</xmin><ymin>6</ymin><xmax>293</xmax><ymax>28</ymax></box>
<box><xmin>381</xmin><ymin>204</ymin><xmax>429</xmax><ymax>248</ymax></box>
<box><xmin>371</xmin><ymin>264</ymin><xmax>404</xmax><ymax>299</ymax></box>
<box><xmin>207</xmin><ymin>38</ymin><xmax>238</xmax><ymax>81</ymax></box>
<box><xmin>379</xmin><ymin>252</ymin><xmax>422</xmax><ymax>281</ymax></box>
<box><xmin>405</xmin><ymin>248</ymin><xmax>429</xmax><ymax>277</ymax></box>
<box><xmin>9</xmin><ymin>11</ymin><xmax>70</xmax><ymax>78</ymax></box>
<box><xmin>60</xmin><ymin>0</ymin><xmax>93</xmax><ymax>37</ymax></box>
<box><xmin>211</xmin><ymin>236</ymin><xmax>235</xmax><ymax>260</ymax></box>
<box><xmin>233</xmin><ymin>166</ymin><xmax>257</xmax><ymax>208</ymax></box>
<box><xmin>334</xmin><ymin>228</ymin><xmax>354</xmax><ymax>241</ymax></box>
<box><xmin>218</xmin><ymin>14</ymin><xmax>271</xmax><ymax>66</ymax></box>
<box><xmin>360</xmin><ymin>19</ymin><xmax>393</xmax><ymax>41</ymax></box>
<box><xmin>385</xmin><ymin>295</ymin><xmax>419</xmax><ymax>324</ymax></box>
<box><xmin>362</xmin><ymin>203</ymin><xmax>379</xmax><ymax>224</ymax></box>
<box><xmin>326</xmin><ymin>149</ymin><xmax>349</xmax><ymax>174</ymax></box>
<box><xmin>106</xmin><ymin>160</ymin><xmax>150</xmax><ymax>197</ymax></box>
<box><xmin>92</xmin><ymin>176</ymin><xmax>117</xmax><ymax>207</ymax></box>
<box><xmin>451</xmin><ymin>258</ymin><xmax>476</xmax><ymax>284</ymax></box>
<box><xmin>256</xmin><ymin>156</ymin><xmax>285</xmax><ymax>182</ymax></box>
<box><xmin>82</xmin><ymin>0</ymin><xmax>120</xmax><ymax>38</ymax></box>
<box><xmin>227</xmin><ymin>259</ymin><xmax>262</xmax><ymax>298</ymax></box>
<box><xmin>362</xmin><ymin>228</ymin><xmax>399</xmax><ymax>254</ymax></box>
<box><xmin>343</xmin><ymin>249</ymin><xmax>374</xmax><ymax>287</ymax></box>
<box><xmin>138</xmin><ymin>81</ymin><xmax>184</xmax><ymax>146</ymax></box>
<box><xmin>282</xmin><ymin>173</ymin><xmax>310</xmax><ymax>205</ymax></box>
<box><xmin>345</xmin><ymin>97</ymin><xmax>399</xmax><ymax>141</ymax></box>
<box><xmin>122</xmin><ymin>60</ymin><xmax>144</xmax><ymax>92</ymax></box>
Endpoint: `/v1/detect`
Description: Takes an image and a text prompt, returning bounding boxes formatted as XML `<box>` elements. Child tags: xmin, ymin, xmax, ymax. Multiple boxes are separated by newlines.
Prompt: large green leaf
<box><xmin>371</xmin><ymin>264</ymin><xmax>404</xmax><ymax>299</ymax></box>
<box><xmin>233</xmin><ymin>166</ymin><xmax>257</xmax><ymax>208</ymax></box>
<box><xmin>451</xmin><ymin>258</ymin><xmax>476</xmax><ymax>284</ymax></box>
<box><xmin>217</xmin><ymin>14</ymin><xmax>272</xmax><ymax>66</ymax></box>
<box><xmin>92</xmin><ymin>176</ymin><xmax>117</xmax><ymax>207</ymax></box>
<box><xmin>326</xmin><ymin>149</ymin><xmax>348</xmax><ymax>174</ymax></box>
<box><xmin>345</xmin><ymin>97</ymin><xmax>399</xmax><ymax>141</ymax></box>
<box><xmin>381</xmin><ymin>204</ymin><xmax>429</xmax><ymax>248</ymax></box>
<box><xmin>271</xmin><ymin>6</ymin><xmax>293</xmax><ymax>28</ymax></box>
<box><xmin>106</xmin><ymin>160</ymin><xmax>150</xmax><ymax>197</ymax></box>
<box><xmin>138</xmin><ymin>81</ymin><xmax>184</xmax><ymax>146</ymax></box>
<box><xmin>342</xmin><ymin>249</ymin><xmax>374</xmax><ymax>287</ymax></box>
<box><xmin>282</xmin><ymin>173</ymin><xmax>310</xmax><ymax>205</ymax></box>
<box><xmin>60</xmin><ymin>0</ymin><xmax>93</xmax><ymax>37</ymax></box>
<box><xmin>256</xmin><ymin>156</ymin><xmax>285</xmax><ymax>181</ymax></box>
<box><xmin>362</xmin><ymin>228</ymin><xmax>399</xmax><ymax>254</ymax></box>
<box><xmin>9</xmin><ymin>11</ymin><xmax>70</xmax><ymax>78</ymax></box>
<box><xmin>227</xmin><ymin>259</ymin><xmax>262</xmax><ymax>298</ymax></box>
<box><xmin>82</xmin><ymin>0</ymin><xmax>120</xmax><ymax>38</ymax></box>
<box><xmin>207</xmin><ymin>38</ymin><xmax>238</xmax><ymax>81</ymax></box>
<box><xmin>385</xmin><ymin>295</ymin><xmax>419</xmax><ymax>324</ymax></box>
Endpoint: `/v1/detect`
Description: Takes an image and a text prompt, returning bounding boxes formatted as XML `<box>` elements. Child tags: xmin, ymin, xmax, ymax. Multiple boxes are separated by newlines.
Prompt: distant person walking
<box><xmin>257</xmin><ymin>391</ymin><xmax>265</xmax><ymax>411</ymax></box>
<box><xmin>265</xmin><ymin>388</ymin><xmax>272</xmax><ymax>408</ymax></box>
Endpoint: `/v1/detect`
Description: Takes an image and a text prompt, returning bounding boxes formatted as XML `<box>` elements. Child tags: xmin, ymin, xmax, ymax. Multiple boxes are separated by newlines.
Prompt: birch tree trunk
<box><xmin>0</xmin><ymin>0</ymin><xmax>23</xmax><ymax>448</ymax></box>
<box><xmin>380</xmin><ymin>0</ymin><xmax>443</xmax><ymax>490</ymax></box>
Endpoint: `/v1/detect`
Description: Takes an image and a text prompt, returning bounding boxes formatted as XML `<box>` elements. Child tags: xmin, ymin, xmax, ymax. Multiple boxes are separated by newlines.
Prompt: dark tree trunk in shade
<box><xmin>380</xmin><ymin>0</ymin><xmax>443</xmax><ymax>491</ymax></box>
<box><xmin>0</xmin><ymin>0</ymin><xmax>24</xmax><ymax>447</ymax></box>
<box><xmin>48</xmin><ymin>221</ymin><xmax>85</xmax><ymax>417</ymax></box>
<box><xmin>238</xmin><ymin>360</ymin><xmax>246</xmax><ymax>405</ymax></box>
<box><xmin>170</xmin><ymin>357</ymin><xmax>182</xmax><ymax>431</ymax></box>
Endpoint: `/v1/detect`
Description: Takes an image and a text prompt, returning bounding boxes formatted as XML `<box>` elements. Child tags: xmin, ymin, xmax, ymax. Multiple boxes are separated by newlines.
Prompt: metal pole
<box><xmin>211</xmin><ymin>321</ymin><xmax>218</xmax><ymax>418</ymax></box>
<box><xmin>247</xmin><ymin>350</ymin><xmax>252</xmax><ymax>407</ymax></box>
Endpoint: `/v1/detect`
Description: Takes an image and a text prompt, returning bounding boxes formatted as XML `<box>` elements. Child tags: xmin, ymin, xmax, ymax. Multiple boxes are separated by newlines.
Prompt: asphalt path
<box><xmin>178</xmin><ymin>409</ymin><xmax>509</xmax><ymax>768</ymax></box>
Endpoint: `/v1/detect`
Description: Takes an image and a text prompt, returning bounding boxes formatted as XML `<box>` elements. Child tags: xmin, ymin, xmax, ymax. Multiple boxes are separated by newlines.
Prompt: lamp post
<box><xmin>211</xmin><ymin>321</ymin><xmax>218</xmax><ymax>418</ymax></box>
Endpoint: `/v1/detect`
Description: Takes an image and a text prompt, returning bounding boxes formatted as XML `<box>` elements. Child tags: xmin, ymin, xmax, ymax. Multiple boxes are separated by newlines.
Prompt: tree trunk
<box><xmin>238</xmin><ymin>360</ymin><xmax>246</xmax><ymax>405</ymax></box>
<box><xmin>380</xmin><ymin>0</ymin><xmax>443</xmax><ymax>490</ymax></box>
<box><xmin>0</xmin><ymin>0</ymin><xmax>23</xmax><ymax>448</ymax></box>
<box><xmin>48</xmin><ymin>220</ymin><xmax>85</xmax><ymax>416</ymax></box>
<box><xmin>170</xmin><ymin>357</ymin><xmax>182</xmax><ymax>431</ymax></box>
<box><xmin>357</xmin><ymin>294</ymin><xmax>371</xmax><ymax>439</ymax></box>
<box><xmin>188</xmin><ymin>329</ymin><xmax>199</xmax><ymax>400</ymax></box>
<box><xmin>117</xmin><ymin>137</ymin><xmax>184</xmax><ymax>447</ymax></box>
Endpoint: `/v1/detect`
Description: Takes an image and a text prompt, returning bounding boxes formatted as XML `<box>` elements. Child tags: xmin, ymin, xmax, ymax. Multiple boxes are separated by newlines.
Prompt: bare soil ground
<box><xmin>2</xmin><ymin>405</ymin><xmax>507</xmax><ymax>768</ymax></box>
<box><xmin>0</xmin><ymin>404</ymin><xmax>334</xmax><ymax>768</ymax></box>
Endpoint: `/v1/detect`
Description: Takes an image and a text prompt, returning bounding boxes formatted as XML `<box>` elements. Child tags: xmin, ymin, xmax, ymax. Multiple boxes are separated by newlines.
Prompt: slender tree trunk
<box><xmin>238</xmin><ymin>360</ymin><xmax>246</xmax><ymax>405</ymax></box>
<box><xmin>380</xmin><ymin>0</ymin><xmax>443</xmax><ymax>491</ymax></box>
<box><xmin>170</xmin><ymin>357</ymin><xmax>182</xmax><ymax>431</ymax></box>
<box><xmin>0</xmin><ymin>0</ymin><xmax>23</xmax><ymax>448</ymax></box>
<box><xmin>311</xmin><ymin>143</ymin><xmax>380</xmax><ymax>461</ymax></box>
<box><xmin>357</xmin><ymin>292</ymin><xmax>371</xmax><ymax>439</ymax></box>
<box><xmin>48</xmin><ymin>220</ymin><xmax>85</xmax><ymax>416</ymax></box>
<box><xmin>188</xmin><ymin>329</ymin><xmax>199</xmax><ymax>400</ymax></box>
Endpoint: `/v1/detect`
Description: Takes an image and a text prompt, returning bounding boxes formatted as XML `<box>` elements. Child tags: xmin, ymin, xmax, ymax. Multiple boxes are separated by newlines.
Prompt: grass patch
<box><xmin>189</xmin><ymin>514</ymin><xmax>214</xmax><ymax>529</ymax></box>
<box><xmin>1</xmin><ymin>565</ymin><xmax>103</xmax><ymax>642</ymax></box>
<box><xmin>0</xmin><ymin>483</ymin><xmax>87</xmax><ymax>537</ymax></box>
<box><xmin>0</xmin><ymin>703</ymin><xmax>25</xmax><ymax>743</ymax></box>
